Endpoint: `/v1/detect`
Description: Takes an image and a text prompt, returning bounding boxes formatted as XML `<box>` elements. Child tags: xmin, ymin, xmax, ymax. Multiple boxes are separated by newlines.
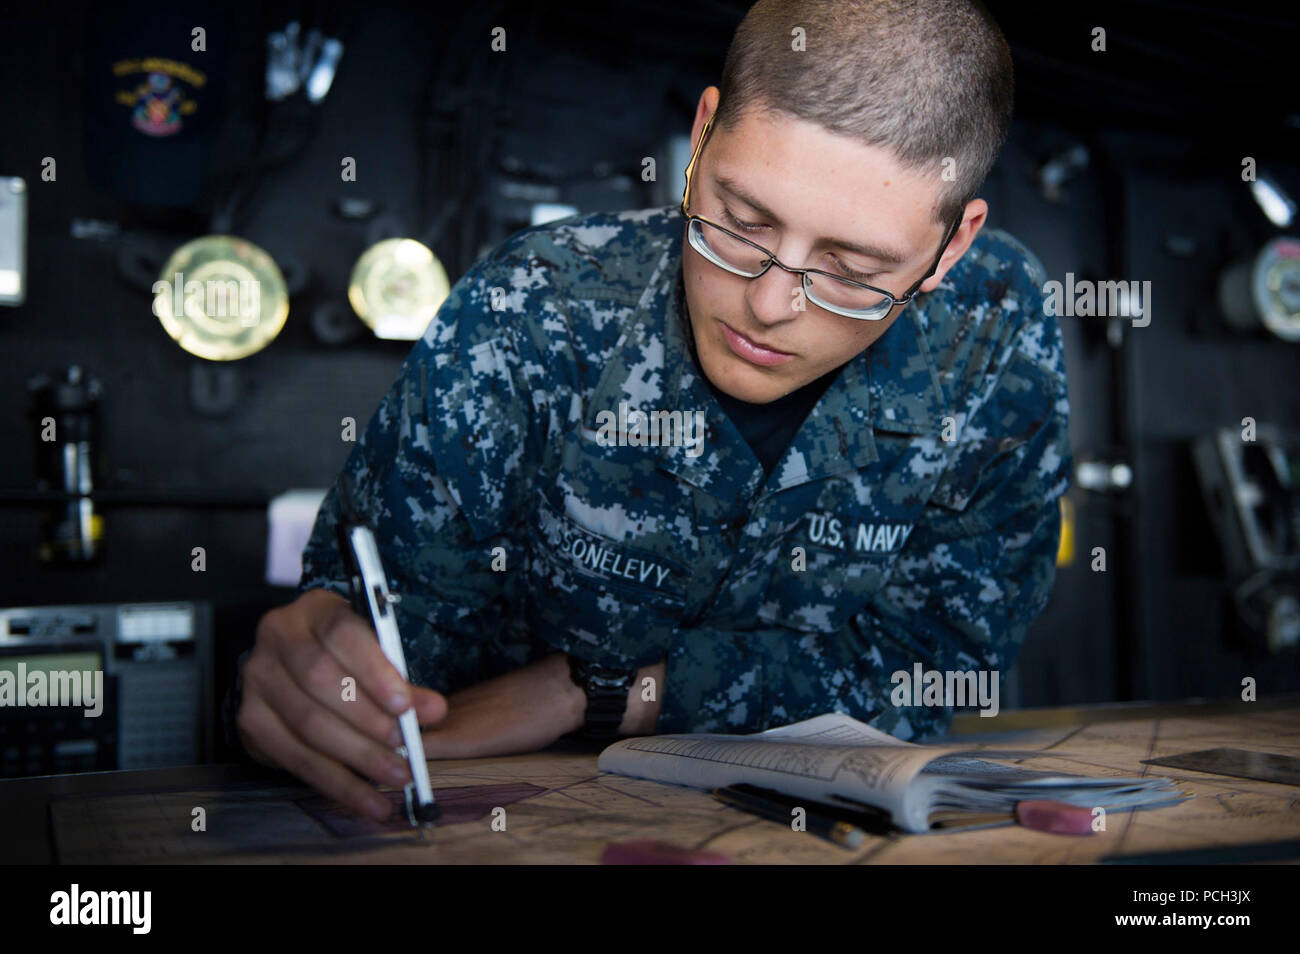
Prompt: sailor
<box><xmin>234</xmin><ymin>0</ymin><xmax>1070</xmax><ymax>823</ymax></box>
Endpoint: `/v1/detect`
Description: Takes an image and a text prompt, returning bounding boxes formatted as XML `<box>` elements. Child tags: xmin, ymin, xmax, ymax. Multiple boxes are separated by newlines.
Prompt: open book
<box><xmin>597</xmin><ymin>712</ymin><xmax>1189</xmax><ymax>833</ymax></box>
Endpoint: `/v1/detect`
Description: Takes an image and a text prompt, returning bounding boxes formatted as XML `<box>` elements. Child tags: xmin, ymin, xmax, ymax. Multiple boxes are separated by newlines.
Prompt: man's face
<box><xmin>682</xmin><ymin>104</ymin><xmax>965</xmax><ymax>404</ymax></box>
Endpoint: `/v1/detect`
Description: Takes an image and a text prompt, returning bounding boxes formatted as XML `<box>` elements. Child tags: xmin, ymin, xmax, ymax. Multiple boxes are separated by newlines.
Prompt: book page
<box><xmin>753</xmin><ymin>711</ymin><xmax>923</xmax><ymax>747</ymax></box>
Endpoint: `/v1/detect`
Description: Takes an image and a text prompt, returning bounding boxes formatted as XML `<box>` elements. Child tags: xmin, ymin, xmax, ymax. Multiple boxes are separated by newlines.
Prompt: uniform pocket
<box><xmin>755</xmin><ymin>526</ymin><xmax>896</xmax><ymax>634</ymax></box>
<box><xmin>526</xmin><ymin>490</ymin><xmax>688</xmax><ymax>666</ymax></box>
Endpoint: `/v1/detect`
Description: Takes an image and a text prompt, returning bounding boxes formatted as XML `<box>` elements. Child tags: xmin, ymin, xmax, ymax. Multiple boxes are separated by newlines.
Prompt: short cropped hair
<box><xmin>714</xmin><ymin>0</ymin><xmax>1014</xmax><ymax>226</ymax></box>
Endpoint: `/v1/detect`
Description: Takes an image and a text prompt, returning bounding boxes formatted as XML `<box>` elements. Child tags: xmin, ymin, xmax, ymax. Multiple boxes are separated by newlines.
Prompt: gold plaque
<box><xmin>153</xmin><ymin>235</ymin><xmax>289</xmax><ymax>360</ymax></box>
<box><xmin>348</xmin><ymin>238</ymin><xmax>450</xmax><ymax>340</ymax></box>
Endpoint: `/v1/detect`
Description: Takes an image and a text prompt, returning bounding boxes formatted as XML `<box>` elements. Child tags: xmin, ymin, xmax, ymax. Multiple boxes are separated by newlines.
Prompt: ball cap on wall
<box><xmin>83</xmin><ymin>1</ymin><xmax>232</xmax><ymax>209</ymax></box>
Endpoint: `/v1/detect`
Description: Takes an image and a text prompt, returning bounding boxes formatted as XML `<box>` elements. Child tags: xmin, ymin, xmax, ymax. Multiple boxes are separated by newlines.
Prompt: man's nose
<box><xmin>745</xmin><ymin>254</ymin><xmax>806</xmax><ymax>325</ymax></box>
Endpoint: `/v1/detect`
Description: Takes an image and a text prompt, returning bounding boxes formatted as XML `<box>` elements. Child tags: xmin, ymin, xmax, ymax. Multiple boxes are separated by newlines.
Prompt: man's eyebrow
<box><xmin>713</xmin><ymin>172</ymin><xmax>910</xmax><ymax>266</ymax></box>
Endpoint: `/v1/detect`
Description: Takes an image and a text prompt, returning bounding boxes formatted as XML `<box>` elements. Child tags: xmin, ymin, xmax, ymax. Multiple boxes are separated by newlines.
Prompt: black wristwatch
<box><xmin>567</xmin><ymin>655</ymin><xmax>637</xmax><ymax>741</ymax></box>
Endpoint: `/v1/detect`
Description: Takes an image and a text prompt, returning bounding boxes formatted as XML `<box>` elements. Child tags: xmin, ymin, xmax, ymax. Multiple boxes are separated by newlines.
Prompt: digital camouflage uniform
<box><xmin>298</xmin><ymin>205</ymin><xmax>1071</xmax><ymax>741</ymax></box>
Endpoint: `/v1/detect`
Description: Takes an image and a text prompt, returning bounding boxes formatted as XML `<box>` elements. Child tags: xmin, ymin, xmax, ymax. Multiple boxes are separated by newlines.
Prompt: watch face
<box><xmin>1253</xmin><ymin>237</ymin><xmax>1300</xmax><ymax>341</ymax></box>
<box><xmin>585</xmin><ymin>663</ymin><xmax>635</xmax><ymax>690</ymax></box>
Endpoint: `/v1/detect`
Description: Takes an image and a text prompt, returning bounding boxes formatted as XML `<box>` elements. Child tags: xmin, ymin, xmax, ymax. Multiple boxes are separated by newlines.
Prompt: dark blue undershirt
<box><xmin>701</xmin><ymin>357</ymin><xmax>844</xmax><ymax>476</ymax></box>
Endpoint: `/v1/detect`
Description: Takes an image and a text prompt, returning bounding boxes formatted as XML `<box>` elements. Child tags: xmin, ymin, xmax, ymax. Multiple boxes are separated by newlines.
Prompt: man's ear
<box><xmin>918</xmin><ymin>198</ymin><xmax>988</xmax><ymax>293</ymax></box>
<box><xmin>691</xmin><ymin>86</ymin><xmax>720</xmax><ymax>155</ymax></box>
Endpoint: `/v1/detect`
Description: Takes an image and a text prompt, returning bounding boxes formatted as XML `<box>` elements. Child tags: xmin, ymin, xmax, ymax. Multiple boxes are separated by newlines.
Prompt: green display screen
<box><xmin>0</xmin><ymin>652</ymin><xmax>102</xmax><ymax>676</ymax></box>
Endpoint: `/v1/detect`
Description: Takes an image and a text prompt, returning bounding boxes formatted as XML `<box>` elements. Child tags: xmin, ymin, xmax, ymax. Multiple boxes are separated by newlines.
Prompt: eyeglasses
<box><xmin>680</xmin><ymin>112</ymin><xmax>965</xmax><ymax>321</ymax></box>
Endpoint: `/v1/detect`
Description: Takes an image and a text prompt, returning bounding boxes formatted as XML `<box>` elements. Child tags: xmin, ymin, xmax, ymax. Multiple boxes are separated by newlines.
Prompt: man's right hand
<box><xmin>236</xmin><ymin>588</ymin><xmax>448</xmax><ymax>820</ymax></box>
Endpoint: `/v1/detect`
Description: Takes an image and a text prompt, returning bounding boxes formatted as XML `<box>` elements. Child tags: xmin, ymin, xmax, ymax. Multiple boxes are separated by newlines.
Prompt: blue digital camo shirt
<box><xmin>299</xmin><ymin>205</ymin><xmax>1071</xmax><ymax>741</ymax></box>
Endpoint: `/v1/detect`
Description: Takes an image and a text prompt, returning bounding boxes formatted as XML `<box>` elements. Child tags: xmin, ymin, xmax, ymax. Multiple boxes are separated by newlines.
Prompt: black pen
<box><xmin>713</xmin><ymin>784</ymin><xmax>871</xmax><ymax>848</ymax></box>
<box><xmin>734</xmin><ymin>784</ymin><xmax>896</xmax><ymax>834</ymax></box>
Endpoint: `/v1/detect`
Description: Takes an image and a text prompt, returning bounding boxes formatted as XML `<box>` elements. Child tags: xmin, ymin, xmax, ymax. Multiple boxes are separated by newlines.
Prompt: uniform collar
<box><xmin>657</xmin><ymin>265</ymin><xmax>767</xmax><ymax>503</ymax></box>
<box><xmin>582</xmin><ymin>229</ymin><xmax>766</xmax><ymax>507</ymax></box>
<box><xmin>583</xmin><ymin>208</ymin><xmax>949</xmax><ymax>502</ymax></box>
<box><xmin>764</xmin><ymin>304</ymin><xmax>949</xmax><ymax>492</ymax></box>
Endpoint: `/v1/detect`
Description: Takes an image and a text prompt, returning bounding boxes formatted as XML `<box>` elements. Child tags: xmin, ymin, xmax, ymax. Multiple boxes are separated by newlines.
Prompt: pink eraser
<box><xmin>1015</xmin><ymin>799</ymin><xmax>1096</xmax><ymax>835</ymax></box>
<box><xmin>601</xmin><ymin>839</ymin><xmax>731</xmax><ymax>865</ymax></box>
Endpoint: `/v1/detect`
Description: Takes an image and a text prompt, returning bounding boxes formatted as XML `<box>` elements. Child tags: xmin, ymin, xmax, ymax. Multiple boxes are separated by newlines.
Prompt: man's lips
<box><xmin>718</xmin><ymin>321</ymin><xmax>795</xmax><ymax>367</ymax></box>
